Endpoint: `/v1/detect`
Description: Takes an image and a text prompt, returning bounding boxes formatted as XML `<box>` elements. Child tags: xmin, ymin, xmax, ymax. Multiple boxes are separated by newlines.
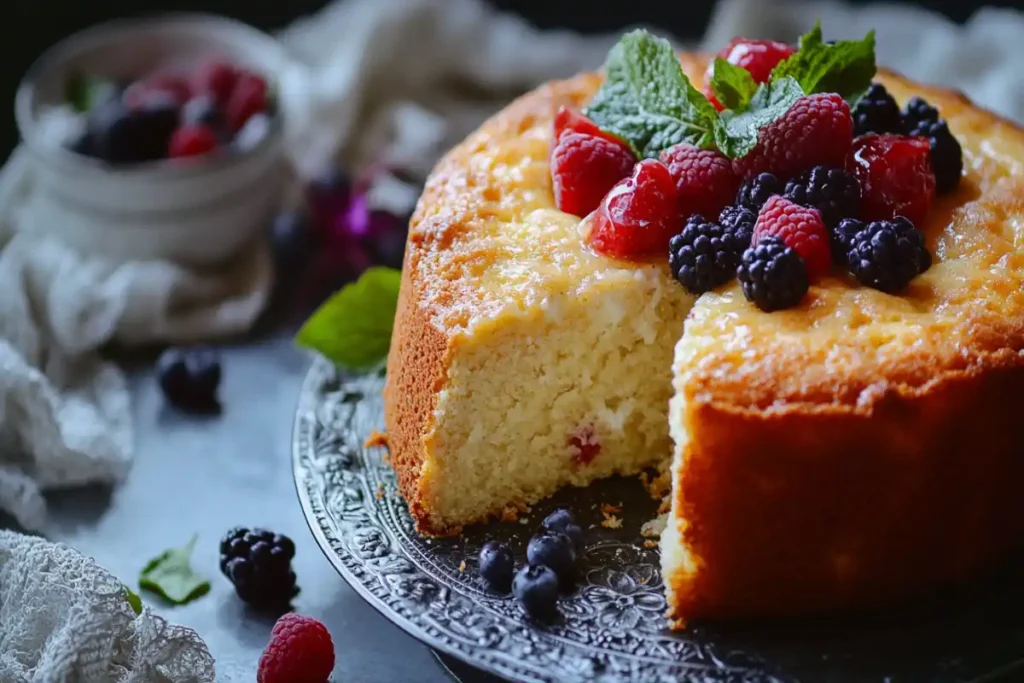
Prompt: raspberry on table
<box><xmin>735</xmin><ymin>172</ymin><xmax>784</xmax><ymax>212</ymax></box>
<box><xmin>718</xmin><ymin>205</ymin><xmax>756</xmax><ymax>250</ymax></box>
<box><xmin>551</xmin><ymin>131</ymin><xmax>636</xmax><ymax>217</ymax></box>
<box><xmin>257</xmin><ymin>613</ymin><xmax>335</xmax><ymax>683</ymax></box>
<box><xmin>659</xmin><ymin>144</ymin><xmax>740</xmax><ymax>221</ymax></box>
<box><xmin>852</xmin><ymin>83</ymin><xmax>904</xmax><ymax>136</ymax></box>
<box><xmin>703</xmin><ymin>38</ymin><xmax>795</xmax><ymax>111</ymax></box>
<box><xmin>752</xmin><ymin>195</ymin><xmax>831</xmax><ymax>281</ymax></box>
<box><xmin>906</xmin><ymin>116</ymin><xmax>963</xmax><ymax>195</ymax></box>
<box><xmin>669</xmin><ymin>215</ymin><xmax>742</xmax><ymax>294</ymax></box>
<box><xmin>588</xmin><ymin>159</ymin><xmax>680</xmax><ymax>259</ymax></box>
<box><xmin>848</xmin><ymin>134</ymin><xmax>936</xmax><ymax>226</ymax></box>
<box><xmin>783</xmin><ymin>165</ymin><xmax>861</xmax><ymax>228</ymax></box>
<box><xmin>732</xmin><ymin>93</ymin><xmax>853</xmax><ymax>181</ymax></box>
<box><xmin>220</xmin><ymin>527</ymin><xmax>299</xmax><ymax>611</ymax></box>
<box><xmin>843</xmin><ymin>216</ymin><xmax>932</xmax><ymax>293</ymax></box>
<box><xmin>738</xmin><ymin>235</ymin><xmax>809</xmax><ymax>312</ymax></box>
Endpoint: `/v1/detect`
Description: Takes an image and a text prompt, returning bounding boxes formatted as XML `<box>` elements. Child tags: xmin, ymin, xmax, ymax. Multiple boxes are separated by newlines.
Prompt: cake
<box><xmin>383</xmin><ymin>27</ymin><xmax>1024</xmax><ymax>624</ymax></box>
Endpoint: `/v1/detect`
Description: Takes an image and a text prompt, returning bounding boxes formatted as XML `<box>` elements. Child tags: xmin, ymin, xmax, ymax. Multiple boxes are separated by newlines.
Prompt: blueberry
<box><xmin>541</xmin><ymin>509</ymin><xmax>583</xmax><ymax>550</ymax></box>
<box><xmin>133</xmin><ymin>91</ymin><xmax>180</xmax><ymax>161</ymax></box>
<box><xmin>478</xmin><ymin>541</ymin><xmax>514</xmax><ymax>593</ymax></box>
<box><xmin>270</xmin><ymin>210</ymin><xmax>315</xmax><ymax>271</ymax></box>
<box><xmin>67</xmin><ymin>130</ymin><xmax>96</xmax><ymax>158</ymax></box>
<box><xmin>181</xmin><ymin>95</ymin><xmax>226</xmax><ymax>134</ymax></box>
<box><xmin>526</xmin><ymin>532</ymin><xmax>577</xmax><ymax>586</ymax></box>
<box><xmin>88</xmin><ymin>99</ymin><xmax>142</xmax><ymax>164</ymax></box>
<box><xmin>513</xmin><ymin>565</ymin><xmax>559</xmax><ymax>620</ymax></box>
<box><xmin>156</xmin><ymin>346</ymin><xmax>222</xmax><ymax>413</ymax></box>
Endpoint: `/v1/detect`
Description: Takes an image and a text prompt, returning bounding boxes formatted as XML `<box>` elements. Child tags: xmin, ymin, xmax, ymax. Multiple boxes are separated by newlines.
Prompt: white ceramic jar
<box><xmin>14</xmin><ymin>14</ymin><xmax>292</xmax><ymax>268</ymax></box>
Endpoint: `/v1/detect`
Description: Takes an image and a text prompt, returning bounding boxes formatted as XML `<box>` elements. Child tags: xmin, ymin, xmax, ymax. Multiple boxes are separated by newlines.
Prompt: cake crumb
<box><xmin>364</xmin><ymin>431</ymin><xmax>389</xmax><ymax>449</ymax></box>
<box><xmin>600</xmin><ymin>503</ymin><xmax>622</xmax><ymax>515</ymax></box>
<box><xmin>600</xmin><ymin>512</ymin><xmax>623</xmax><ymax>529</ymax></box>
<box><xmin>644</xmin><ymin>539</ymin><xmax>658</xmax><ymax>548</ymax></box>
<box><xmin>641</xmin><ymin>513</ymin><xmax>667</xmax><ymax>538</ymax></box>
<box><xmin>375</xmin><ymin>484</ymin><xmax>386</xmax><ymax>499</ymax></box>
<box><xmin>458</xmin><ymin>560</ymin><xmax>466</xmax><ymax>573</ymax></box>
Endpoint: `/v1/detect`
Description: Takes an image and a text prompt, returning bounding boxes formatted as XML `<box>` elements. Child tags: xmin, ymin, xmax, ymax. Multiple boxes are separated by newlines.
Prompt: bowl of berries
<box><xmin>15</xmin><ymin>13</ymin><xmax>291</xmax><ymax>268</ymax></box>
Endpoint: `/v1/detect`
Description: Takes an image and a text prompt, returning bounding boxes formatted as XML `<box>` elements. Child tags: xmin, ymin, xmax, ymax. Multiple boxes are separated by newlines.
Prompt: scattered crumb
<box><xmin>458</xmin><ymin>560</ymin><xmax>466</xmax><ymax>573</ymax></box>
<box><xmin>519</xmin><ymin>518</ymin><xmax>529</xmax><ymax>525</ymax></box>
<box><xmin>600</xmin><ymin>502</ymin><xmax>622</xmax><ymax>515</ymax></box>
<box><xmin>641</xmin><ymin>513</ymin><xmax>667</xmax><ymax>538</ymax></box>
<box><xmin>644</xmin><ymin>539</ymin><xmax>658</xmax><ymax>548</ymax></box>
<box><xmin>641</xmin><ymin>465</ymin><xmax>672</xmax><ymax>501</ymax></box>
<box><xmin>600</xmin><ymin>512</ymin><xmax>623</xmax><ymax>529</ymax></box>
<box><xmin>375</xmin><ymin>484</ymin><xmax>386</xmax><ymax>499</ymax></box>
<box><xmin>364</xmin><ymin>431</ymin><xmax>389</xmax><ymax>449</ymax></box>
<box><xmin>500</xmin><ymin>505</ymin><xmax>520</xmax><ymax>523</ymax></box>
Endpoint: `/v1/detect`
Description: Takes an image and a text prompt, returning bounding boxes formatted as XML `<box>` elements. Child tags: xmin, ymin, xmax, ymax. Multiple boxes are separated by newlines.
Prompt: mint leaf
<box><xmin>124</xmin><ymin>585</ymin><xmax>143</xmax><ymax>615</ymax></box>
<box><xmin>770</xmin><ymin>21</ymin><xmax>875</xmax><ymax>100</ymax></box>
<box><xmin>65</xmin><ymin>75</ymin><xmax>117</xmax><ymax>113</ymax></box>
<box><xmin>139</xmin><ymin>536</ymin><xmax>210</xmax><ymax>606</ymax></box>
<box><xmin>584</xmin><ymin>30</ymin><xmax>719</xmax><ymax>158</ymax></box>
<box><xmin>710</xmin><ymin>58</ymin><xmax>758</xmax><ymax>111</ymax></box>
<box><xmin>714</xmin><ymin>76</ymin><xmax>805</xmax><ymax>158</ymax></box>
<box><xmin>296</xmin><ymin>266</ymin><xmax>401</xmax><ymax>370</ymax></box>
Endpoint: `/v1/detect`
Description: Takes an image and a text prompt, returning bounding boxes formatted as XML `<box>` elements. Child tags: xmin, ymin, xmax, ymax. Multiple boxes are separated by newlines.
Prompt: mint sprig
<box><xmin>770</xmin><ymin>21</ymin><xmax>876</xmax><ymax>101</ymax></box>
<box><xmin>296</xmin><ymin>266</ymin><xmax>401</xmax><ymax>371</ymax></box>
<box><xmin>138</xmin><ymin>536</ymin><xmax>210</xmax><ymax>606</ymax></box>
<box><xmin>709</xmin><ymin>58</ymin><xmax>758</xmax><ymax>111</ymax></box>
<box><xmin>714</xmin><ymin>76</ymin><xmax>805</xmax><ymax>158</ymax></box>
<box><xmin>584</xmin><ymin>30</ymin><xmax>719</xmax><ymax>158</ymax></box>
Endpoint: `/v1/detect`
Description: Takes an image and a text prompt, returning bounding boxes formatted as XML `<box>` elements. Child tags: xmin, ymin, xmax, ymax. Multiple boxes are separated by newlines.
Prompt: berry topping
<box><xmin>131</xmin><ymin>91</ymin><xmax>181</xmax><ymax>162</ymax></box>
<box><xmin>541</xmin><ymin>509</ymin><xmax>583</xmax><ymax>550</ymax></box>
<box><xmin>718</xmin><ymin>205</ymin><xmax>756</xmax><ymax>250</ymax></box>
<box><xmin>848</xmin><ymin>134</ymin><xmax>935</xmax><ymax>226</ymax></box>
<box><xmin>704</xmin><ymin>38</ymin><xmax>796</xmax><ymax>108</ymax></box>
<box><xmin>193</xmin><ymin>59</ymin><xmax>239</xmax><ymax>105</ymax></box>
<box><xmin>735</xmin><ymin>172</ymin><xmax>784</xmax><ymax>212</ymax></box>
<box><xmin>225</xmin><ymin>71</ymin><xmax>269</xmax><ymax>132</ymax></box>
<box><xmin>738</xmin><ymin>235</ymin><xmax>810</xmax><ymax>312</ymax></box>
<box><xmin>588</xmin><ymin>159</ymin><xmax>680</xmax><ymax>259</ymax></box>
<box><xmin>553</xmin><ymin>106</ymin><xmax>625</xmax><ymax>147</ymax></box>
<box><xmin>512</xmin><ymin>565</ymin><xmax>560</xmax><ymax>620</ymax></box>
<box><xmin>88</xmin><ymin>99</ymin><xmax>143</xmax><ymax>164</ymax></box>
<box><xmin>905</xmin><ymin>117</ymin><xmax>963</xmax><ymax>195</ymax></box>
<box><xmin>782</xmin><ymin>165</ymin><xmax>861</xmax><ymax>228</ymax></box>
<box><xmin>851</xmin><ymin>83</ymin><xmax>903</xmax><ymax>136</ymax></box>
<box><xmin>843</xmin><ymin>216</ymin><xmax>932</xmax><ymax>293</ymax></box>
<box><xmin>668</xmin><ymin>215</ymin><xmax>742</xmax><ymax>294</ymax></box>
<box><xmin>551</xmin><ymin>131</ymin><xmax>636</xmax><ymax>218</ymax></box>
<box><xmin>257</xmin><ymin>613</ymin><xmax>334</xmax><ymax>683</ymax></box>
<box><xmin>124</xmin><ymin>73</ymin><xmax>191</xmax><ymax>108</ymax></box>
<box><xmin>156</xmin><ymin>346</ymin><xmax>221</xmax><ymax>412</ymax></box>
<box><xmin>219</xmin><ymin>527</ymin><xmax>299</xmax><ymax>610</ymax></box>
<box><xmin>478</xmin><ymin>541</ymin><xmax>514</xmax><ymax>593</ymax></box>
<box><xmin>901</xmin><ymin>96</ymin><xmax>940</xmax><ymax>131</ymax></box>
<box><xmin>658</xmin><ymin>144</ymin><xmax>740</xmax><ymax>221</ymax></box>
<box><xmin>831</xmin><ymin>217</ymin><xmax>864</xmax><ymax>266</ymax></box>
<box><xmin>526</xmin><ymin>532</ymin><xmax>577</xmax><ymax>586</ymax></box>
<box><xmin>753</xmin><ymin>195</ymin><xmax>831</xmax><ymax>281</ymax></box>
<box><xmin>732</xmin><ymin>93</ymin><xmax>854</xmax><ymax>181</ymax></box>
<box><xmin>168</xmin><ymin>124</ymin><xmax>219</xmax><ymax>158</ymax></box>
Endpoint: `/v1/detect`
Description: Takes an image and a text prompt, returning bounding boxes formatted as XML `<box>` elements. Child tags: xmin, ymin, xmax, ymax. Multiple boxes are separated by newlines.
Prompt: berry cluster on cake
<box><xmin>384</xmin><ymin>22</ymin><xmax>1024</xmax><ymax>625</ymax></box>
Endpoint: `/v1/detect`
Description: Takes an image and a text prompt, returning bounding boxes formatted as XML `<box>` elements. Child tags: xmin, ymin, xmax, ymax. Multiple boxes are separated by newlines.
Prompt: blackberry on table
<box><xmin>668</xmin><ymin>215</ymin><xmax>742</xmax><ymax>294</ymax></box>
<box><xmin>737</xmin><ymin>236</ymin><xmax>809</xmax><ymax>312</ymax></box>
<box><xmin>844</xmin><ymin>216</ymin><xmax>932</xmax><ymax>293</ymax></box>
<box><xmin>852</xmin><ymin>83</ymin><xmax>903</xmax><ymax>136</ymax></box>
<box><xmin>906</xmin><ymin>117</ymin><xmax>963</xmax><ymax>195</ymax></box>
<box><xmin>718</xmin><ymin>205</ymin><xmax>756</xmax><ymax>250</ymax></box>
<box><xmin>220</xmin><ymin>527</ymin><xmax>299</xmax><ymax>611</ymax></box>
<box><xmin>783</xmin><ymin>165</ymin><xmax>861</xmax><ymax>229</ymax></box>
<box><xmin>735</xmin><ymin>172</ymin><xmax>784</xmax><ymax>212</ymax></box>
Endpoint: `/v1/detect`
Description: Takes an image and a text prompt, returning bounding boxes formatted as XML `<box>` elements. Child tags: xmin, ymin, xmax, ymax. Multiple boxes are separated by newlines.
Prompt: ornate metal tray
<box><xmin>292</xmin><ymin>358</ymin><xmax>1024</xmax><ymax>683</ymax></box>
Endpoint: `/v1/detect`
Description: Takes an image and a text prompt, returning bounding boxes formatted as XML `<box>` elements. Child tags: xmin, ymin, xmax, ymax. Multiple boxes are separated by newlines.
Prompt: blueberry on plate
<box><xmin>526</xmin><ymin>532</ymin><xmax>577</xmax><ymax>586</ymax></box>
<box><xmin>478</xmin><ymin>541</ymin><xmax>514</xmax><ymax>593</ymax></box>
<box><xmin>156</xmin><ymin>346</ymin><xmax>222</xmax><ymax>413</ymax></box>
<box><xmin>541</xmin><ymin>508</ymin><xmax>583</xmax><ymax>550</ymax></box>
<box><xmin>513</xmin><ymin>564</ymin><xmax>559</xmax><ymax>620</ymax></box>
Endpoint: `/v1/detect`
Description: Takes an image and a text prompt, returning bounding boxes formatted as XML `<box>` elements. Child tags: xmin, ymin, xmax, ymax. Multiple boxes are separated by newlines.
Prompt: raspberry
<box><xmin>738</xmin><ymin>235</ymin><xmax>809</xmax><ymax>312</ymax></box>
<box><xmin>752</xmin><ymin>195</ymin><xmax>831</xmax><ymax>281</ymax></box>
<box><xmin>225</xmin><ymin>71</ymin><xmax>268</xmax><ymax>132</ymax></box>
<box><xmin>659</xmin><ymin>144</ymin><xmax>740</xmax><ymax>221</ymax></box>
<box><xmin>553</xmin><ymin>106</ymin><xmax>626</xmax><ymax>147</ymax></box>
<box><xmin>257</xmin><ymin>614</ymin><xmax>335</xmax><ymax>683</ymax></box>
<box><xmin>844</xmin><ymin>216</ymin><xmax>932</xmax><ymax>293</ymax></box>
<box><xmin>718</xmin><ymin>204</ymin><xmax>756</xmax><ymax>250</ymax></box>
<box><xmin>588</xmin><ymin>159</ymin><xmax>680</xmax><ymax>259</ymax></box>
<box><xmin>193</xmin><ymin>59</ymin><xmax>239</xmax><ymax>104</ymax></box>
<box><xmin>703</xmin><ymin>38</ymin><xmax>794</xmax><ymax>111</ymax></box>
<box><xmin>783</xmin><ymin>165</ymin><xmax>861</xmax><ymax>228</ymax></box>
<box><xmin>168</xmin><ymin>125</ymin><xmax>219</xmax><ymax>158</ymax></box>
<box><xmin>220</xmin><ymin>527</ymin><xmax>299</xmax><ymax>610</ymax></box>
<box><xmin>733</xmin><ymin>93</ymin><xmax>854</xmax><ymax>181</ymax></box>
<box><xmin>735</xmin><ymin>172</ymin><xmax>784</xmax><ymax>212</ymax></box>
<box><xmin>848</xmin><ymin>134</ymin><xmax>935</xmax><ymax>226</ymax></box>
<box><xmin>552</xmin><ymin>132</ymin><xmax>636</xmax><ymax>217</ymax></box>
<box><xmin>852</xmin><ymin>83</ymin><xmax>903</xmax><ymax>136</ymax></box>
<box><xmin>906</xmin><ymin>117</ymin><xmax>963</xmax><ymax>195</ymax></box>
<box><xmin>668</xmin><ymin>215</ymin><xmax>742</xmax><ymax>294</ymax></box>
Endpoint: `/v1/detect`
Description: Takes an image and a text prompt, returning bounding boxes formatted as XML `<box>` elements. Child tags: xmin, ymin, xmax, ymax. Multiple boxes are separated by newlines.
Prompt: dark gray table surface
<box><xmin>40</xmin><ymin>333</ymin><xmax>466</xmax><ymax>683</ymax></box>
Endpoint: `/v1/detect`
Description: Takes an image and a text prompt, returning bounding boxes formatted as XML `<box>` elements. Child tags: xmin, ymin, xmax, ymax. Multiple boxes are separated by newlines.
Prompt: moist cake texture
<box><xmin>384</xmin><ymin>53</ymin><xmax>1024</xmax><ymax>621</ymax></box>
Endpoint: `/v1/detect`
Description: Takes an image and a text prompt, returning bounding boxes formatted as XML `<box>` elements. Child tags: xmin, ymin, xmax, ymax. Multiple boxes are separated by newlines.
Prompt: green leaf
<box><xmin>709</xmin><ymin>58</ymin><xmax>758</xmax><ymax>111</ymax></box>
<box><xmin>583</xmin><ymin>30</ymin><xmax>719</xmax><ymax>158</ymax></box>
<box><xmin>714</xmin><ymin>76</ymin><xmax>805</xmax><ymax>158</ymax></box>
<box><xmin>770</xmin><ymin>21</ymin><xmax>876</xmax><ymax>100</ymax></box>
<box><xmin>296</xmin><ymin>266</ymin><xmax>402</xmax><ymax>370</ymax></box>
<box><xmin>124</xmin><ymin>585</ymin><xmax>143</xmax><ymax>615</ymax></box>
<box><xmin>138</xmin><ymin>536</ymin><xmax>210</xmax><ymax>606</ymax></box>
<box><xmin>65</xmin><ymin>75</ymin><xmax>118</xmax><ymax>113</ymax></box>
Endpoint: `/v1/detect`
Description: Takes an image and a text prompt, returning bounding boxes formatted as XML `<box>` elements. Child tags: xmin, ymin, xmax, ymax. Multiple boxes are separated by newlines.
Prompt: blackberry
<box><xmin>220</xmin><ymin>527</ymin><xmax>299</xmax><ymax>610</ymax></box>
<box><xmin>902</xmin><ymin>97</ymin><xmax>940</xmax><ymax>130</ymax></box>
<box><xmin>668</xmin><ymin>215</ymin><xmax>742</xmax><ymax>294</ymax></box>
<box><xmin>735</xmin><ymin>172</ymin><xmax>784</xmax><ymax>212</ymax></box>
<box><xmin>718</xmin><ymin>205</ymin><xmax>756</xmax><ymax>250</ymax></box>
<box><xmin>852</xmin><ymin>83</ymin><xmax>903</xmax><ymax>136</ymax></box>
<box><xmin>156</xmin><ymin>347</ymin><xmax>222</xmax><ymax>413</ymax></box>
<box><xmin>844</xmin><ymin>217</ymin><xmax>932</xmax><ymax>293</ymax></box>
<box><xmin>783</xmin><ymin>166</ymin><xmax>861</xmax><ymax>229</ymax></box>
<box><xmin>906</xmin><ymin>117</ymin><xmax>963</xmax><ymax>195</ymax></box>
<box><xmin>831</xmin><ymin>218</ymin><xmax>864</xmax><ymax>266</ymax></box>
<box><xmin>737</xmin><ymin>236</ymin><xmax>809</xmax><ymax>312</ymax></box>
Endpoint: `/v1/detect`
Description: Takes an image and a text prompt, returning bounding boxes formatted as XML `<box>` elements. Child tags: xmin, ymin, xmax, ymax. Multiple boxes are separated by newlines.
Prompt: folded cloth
<box><xmin>0</xmin><ymin>530</ymin><xmax>214</xmax><ymax>682</ymax></box>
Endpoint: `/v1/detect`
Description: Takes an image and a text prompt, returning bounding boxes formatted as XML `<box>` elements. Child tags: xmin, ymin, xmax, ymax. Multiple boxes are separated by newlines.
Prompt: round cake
<box><xmin>383</xmin><ymin>29</ymin><xmax>1024</xmax><ymax>625</ymax></box>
